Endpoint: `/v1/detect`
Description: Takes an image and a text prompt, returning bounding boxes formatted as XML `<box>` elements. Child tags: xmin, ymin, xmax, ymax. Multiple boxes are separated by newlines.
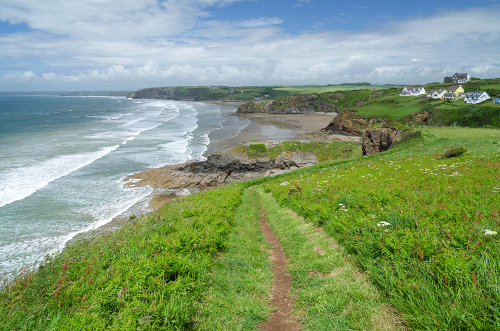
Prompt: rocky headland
<box><xmin>125</xmin><ymin>148</ymin><xmax>318</xmax><ymax>191</ymax></box>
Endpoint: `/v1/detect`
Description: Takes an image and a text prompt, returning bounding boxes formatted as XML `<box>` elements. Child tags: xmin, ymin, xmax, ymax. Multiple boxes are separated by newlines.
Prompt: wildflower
<box><xmin>484</xmin><ymin>230</ymin><xmax>497</xmax><ymax>236</ymax></box>
<box><xmin>377</xmin><ymin>221</ymin><xmax>391</xmax><ymax>227</ymax></box>
<box><xmin>280</xmin><ymin>182</ymin><xmax>290</xmax><ymax>186</ymax></box>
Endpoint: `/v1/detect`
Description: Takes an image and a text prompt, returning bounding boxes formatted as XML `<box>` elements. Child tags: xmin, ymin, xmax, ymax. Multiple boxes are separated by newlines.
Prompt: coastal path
<box><xmin>198</xmin><ymin>187</ymin><xmax>405</xmax><ymax>330</ymax></box>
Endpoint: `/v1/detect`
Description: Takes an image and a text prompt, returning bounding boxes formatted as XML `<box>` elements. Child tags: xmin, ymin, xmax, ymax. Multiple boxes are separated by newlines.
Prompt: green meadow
<box><xmin>274</xmin><ymin>84</ymin><xmax>399</xmax><ymax>95</ymax></box>
<box><xmin>1</xmin><ymin>125</ymin><xmax>499</xmax><ymax>330</ymax></box>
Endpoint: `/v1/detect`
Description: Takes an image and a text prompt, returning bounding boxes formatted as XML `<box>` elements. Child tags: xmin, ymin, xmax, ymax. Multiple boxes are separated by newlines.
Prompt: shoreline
<box><xmin>68</xmin><ymin>110</ymin><xmax>350</xmax><ymax>245</ymax></box>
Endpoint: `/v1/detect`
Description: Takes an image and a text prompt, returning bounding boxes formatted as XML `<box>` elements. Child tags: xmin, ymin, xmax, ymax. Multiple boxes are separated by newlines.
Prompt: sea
<box><xmin>0</xmin><ymin>95</ymin><xmax>295</xmax><ymax>281</ymax></box>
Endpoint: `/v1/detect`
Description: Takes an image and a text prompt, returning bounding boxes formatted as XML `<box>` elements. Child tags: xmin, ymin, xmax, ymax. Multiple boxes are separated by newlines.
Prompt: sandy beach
<box><xmin>224</xmin><ymin>113</ymin><xmax>337</xmax><ymax>144</ymax></box>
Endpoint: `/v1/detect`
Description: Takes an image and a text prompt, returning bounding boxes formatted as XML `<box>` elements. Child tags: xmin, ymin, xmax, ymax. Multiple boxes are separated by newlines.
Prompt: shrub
<box><xmin>248</xmin><ymin>144</ymin><xmax>266</xmax><ymax>154</ymax></box>
<box><xmin>442</xmin><ymin>146</ymin><xmax>467</xmax><ymax>158</ymax></box>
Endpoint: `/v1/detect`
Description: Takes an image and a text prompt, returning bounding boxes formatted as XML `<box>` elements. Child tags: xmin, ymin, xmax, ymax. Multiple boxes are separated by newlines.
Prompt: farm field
<box><xmin>274</xmin><ymin>84</ymin><xmax>400</xmax><ymax>95</ymax></box>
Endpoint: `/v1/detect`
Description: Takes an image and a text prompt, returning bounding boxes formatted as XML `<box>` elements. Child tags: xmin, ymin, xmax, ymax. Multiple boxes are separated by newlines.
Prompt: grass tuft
<box><xmin>443</xmin><ymin>146</ymin><xmax>467</xmax><ymax>158</ymax></box>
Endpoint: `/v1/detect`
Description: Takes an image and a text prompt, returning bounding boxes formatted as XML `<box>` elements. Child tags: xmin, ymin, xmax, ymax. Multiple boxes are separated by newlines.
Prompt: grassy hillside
<box><xmin>260</xmin><ymin>128</ymin><xmax>500</xmax><ymax>330</ymax></box>
<box><xmin>237</xmin><ymin>88</ymin><xmax>395</xmax><ymax>114</ymax></box>
<box><xmin>127</xmin><ymin>86</ymin><xmax>290</xmax><ymax>101</ymax></box>
<box><xmin>1</xmin><ymin>127</ymin><xmax>499</xmax><ymax>330</ymax></box>
<box><xmin>274</xmin><ymin>83</ymin><xmax>401</xmax><ymax>95</ymax></box>
<box><xmin>127</xmin><ymin>84</ymin><xmax>400</xmax><ymax>102</ymax></box>
<box><xmin>324</xmin><ymin>78</ymin><xmax>500</xmax><ymax>128</ymax></box>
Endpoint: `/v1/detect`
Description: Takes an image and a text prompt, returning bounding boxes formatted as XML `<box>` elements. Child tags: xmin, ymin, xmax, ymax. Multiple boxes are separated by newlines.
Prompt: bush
<box><xmin>442</xmin><ymin>146</ymin><xmax>467</xmax><ymax>158</ymax></box>
<box><xmin>248</xmin><ymin>144</ymin><xmax>266</xmax><ymax>154</ymax></box>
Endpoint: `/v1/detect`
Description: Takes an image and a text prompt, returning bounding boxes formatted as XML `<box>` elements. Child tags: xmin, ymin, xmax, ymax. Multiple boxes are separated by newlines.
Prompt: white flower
<box><xmin>280</xmin><ymin>182</ymin><xmax>290</xmax><ymax>186</ymax></box>
<box><xmin>377</xmin><ymin>221</ymin><xmax>391</xmax><ymax>227</ymax></box>
<box><xmin>484</xmin><ymin>230</ymin><xmax>497</xmax><ymax>236</ymax></box>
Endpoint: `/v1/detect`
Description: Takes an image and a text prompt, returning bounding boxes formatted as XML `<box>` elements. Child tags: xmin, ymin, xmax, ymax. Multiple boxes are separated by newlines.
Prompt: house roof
<box><xmin>428</xmin><ymin>89</ymin><xmax>445</xmax><ymax>94</ymax></box>
<box><xmin>447</xmin><ymin>86</ymin><xmax>461</xmax><ymax>91</ymax></box>
<box><xmin>404</xmin><ymin>86</ymin><xmax>424</xmax><ymax>92</ymax></box>
<box><xmin>465</xmin><ymin>91</ymin><xmax>489</xmax><ymax>97</ymax></box>
<box><xmin>454</xmin><ymin>73</ymin><xmax>469</xmax><ymax>78</ymax></box>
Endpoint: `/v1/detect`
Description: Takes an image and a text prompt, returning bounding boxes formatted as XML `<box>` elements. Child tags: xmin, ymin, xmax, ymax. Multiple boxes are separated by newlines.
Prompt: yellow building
<box><xmin>443</xmin><ymin>85</ymin><xmax>465</xmax><ymax>100</ymax></box>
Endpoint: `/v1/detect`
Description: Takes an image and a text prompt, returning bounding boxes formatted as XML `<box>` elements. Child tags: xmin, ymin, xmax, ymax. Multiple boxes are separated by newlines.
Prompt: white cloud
<box><xmin>0</xmin><ymin>4</ymin><xmax>500</xmax><ymax>90</ymax></box>
<box><xmin>292</xmin><ymin>0</ymin><xmax>312</xmax><ymax>8</ymax></box>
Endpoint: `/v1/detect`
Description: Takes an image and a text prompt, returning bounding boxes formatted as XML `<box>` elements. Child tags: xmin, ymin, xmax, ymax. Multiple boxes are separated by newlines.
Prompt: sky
<box><xmin>0</xmin><ymin>0</ymin><xmax>499</xmax><ymax>91</ymax></box>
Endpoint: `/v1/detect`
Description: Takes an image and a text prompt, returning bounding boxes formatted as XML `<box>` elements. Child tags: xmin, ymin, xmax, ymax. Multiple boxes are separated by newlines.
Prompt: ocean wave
<box><xmin>87</xmin><ymin>113</ymin><xmax>132</xmax><ymax>121</ymax></box>
<box><xmin>119</xmin><ymin>118</ymin><xmax>146</xmax><ymax>127</ymax></box>
<box><xmin>122</xmin><ymin>137</ymin><xmax>135</xmax><ymax>144</ymax></box>
<box><xmin>0</xmin><ymin>145</ymin><xmax>120</xmax><ymax>208</ymax></box>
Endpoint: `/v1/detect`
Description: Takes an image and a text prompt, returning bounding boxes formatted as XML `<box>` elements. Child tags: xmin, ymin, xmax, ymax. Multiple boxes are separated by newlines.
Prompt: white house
<box><xmin>399</xmin><ymin>86</ymin><xmax>426</xmax><ymax>96</ymax></box>
<box><xmin>444</xmin><ymin>73</ymin><xmax>470</xmax><ymax>84</ymax></box>
<box><xmin>464</xmin><ymin>91</ymin><xmax>490</xmax><ymax>104</ymax></box>
<box><xmin>426</xmin><ymin>89</ymin><xmax>446</xmax><ymax>99</ymax></box>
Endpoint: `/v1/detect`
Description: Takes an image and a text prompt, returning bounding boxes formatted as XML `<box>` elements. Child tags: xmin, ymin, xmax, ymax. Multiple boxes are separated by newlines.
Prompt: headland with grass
<box><xmin>1</xmin><ymin>80</ymin><xmax>500</xmax><ymax>330</ymax></box>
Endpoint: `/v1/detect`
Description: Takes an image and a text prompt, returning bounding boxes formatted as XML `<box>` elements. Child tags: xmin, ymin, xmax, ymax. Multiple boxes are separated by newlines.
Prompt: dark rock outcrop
<box><xmin>125</xmin><ymin>149</ymin><xmax>317</xmax><ymax>190</ymax></box>
<box><xmin>321</xmin><ymin>110</ymin><xmax>372</xmax><ymax>136</ymax></box>
<box><xmin>362</xmin><ymin>128</ymin><xmax>399</xmax><ymax>156</ymax></box>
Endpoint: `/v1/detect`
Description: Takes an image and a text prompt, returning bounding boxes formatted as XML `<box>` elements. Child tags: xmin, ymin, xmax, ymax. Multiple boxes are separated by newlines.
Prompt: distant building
<box><xmin>444</xmin><ymin>73</ymin><xmax>470</xmax><ymax>84</ymax></box>
<box><xmin>464</xmin><ymin>91</ymin><xmax>491</xmax><ymax>104</ymax></box>
<box><xmin>427</xmin><ymin>89</ymin><xmax>446</xmax><ymax>99</ymax></box>
<box><xmin>443</xmin><ymin>85</ymin><xmax>465</xmax><ymax>101</ymax></box>
<box><xmin>399</xmin><ymin>86</ymin><xmax>426</xmax><ymax>96</ymax></box>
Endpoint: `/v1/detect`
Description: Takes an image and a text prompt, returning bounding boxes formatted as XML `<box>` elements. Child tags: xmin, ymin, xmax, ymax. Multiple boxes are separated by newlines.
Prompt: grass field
<box><xmin>352</xmin><ymin>94</ymin><xmax>430</xmax><ymax>120</ymax></box>
<box><xmin>274</xmin><ymin>84</ymin><xmax>400</xmax><ymax>95</ymax></box>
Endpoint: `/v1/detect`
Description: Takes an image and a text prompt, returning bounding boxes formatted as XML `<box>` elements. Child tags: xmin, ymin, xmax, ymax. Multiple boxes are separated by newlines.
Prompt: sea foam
<box><xmin>0</xmin><ymin>145</ymin><xmax>119</xmax><ymax>208</ymax></box>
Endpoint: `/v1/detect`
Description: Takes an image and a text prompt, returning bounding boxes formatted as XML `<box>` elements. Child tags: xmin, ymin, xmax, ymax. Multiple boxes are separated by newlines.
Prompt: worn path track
<box><xmin>257</xmin><ymin>208</ymin><xmax>303</xmax><ymax>331</ymax></box>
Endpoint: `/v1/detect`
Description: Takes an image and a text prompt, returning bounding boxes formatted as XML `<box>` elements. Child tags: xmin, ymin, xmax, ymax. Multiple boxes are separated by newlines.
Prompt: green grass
<box><xmin>260</xmin><ymin>128</ymin><xmax>500</xmax><ymax>330</ymax></box>
<box><xmin>240</xmin><ymin>141</ymin><xmax>362</xmax><ymax>162</ymax></box>
<box><xmin>347</xmin><ymin>93</ymin><xmax>431</xmax><ymax>120</ymax></box>
<box><xmin>274</xmin><ymin>85</ymin><xmax>399</xmax><ymax>95</ymax></box>
<box><xmin>196</xmin><ymin>189</ymin><xmax>273</xmax><ymax>330</ymax></box>
<box><xmin>0</xmin><ymin>185</ymin><xmax>244</xmax><ymax>330</ymax></box>
<box><xmin>255</xmin><ymin>188</ymin><xmax>404</xmax><ymax>330</ymax></box>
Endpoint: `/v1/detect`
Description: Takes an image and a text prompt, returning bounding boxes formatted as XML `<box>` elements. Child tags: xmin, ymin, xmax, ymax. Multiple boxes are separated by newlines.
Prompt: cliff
<box><xmin>237</xmin><ymin>94</ymin><xmax>337</xmax><ymax>114</ymax></box>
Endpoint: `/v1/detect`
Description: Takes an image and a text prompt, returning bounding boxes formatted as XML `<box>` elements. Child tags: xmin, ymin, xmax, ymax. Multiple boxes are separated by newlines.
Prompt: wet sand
<box><xmin>223</xmin><ymin>113</ymin><xmax>338</xmax><ymax>146</ymax></box>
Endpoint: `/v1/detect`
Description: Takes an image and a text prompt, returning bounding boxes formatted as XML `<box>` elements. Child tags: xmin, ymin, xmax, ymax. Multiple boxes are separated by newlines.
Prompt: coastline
<box><xmin>68</xmin><ymin>110</ymin><xmax>346</xmax><ymax>245</ymax></box>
